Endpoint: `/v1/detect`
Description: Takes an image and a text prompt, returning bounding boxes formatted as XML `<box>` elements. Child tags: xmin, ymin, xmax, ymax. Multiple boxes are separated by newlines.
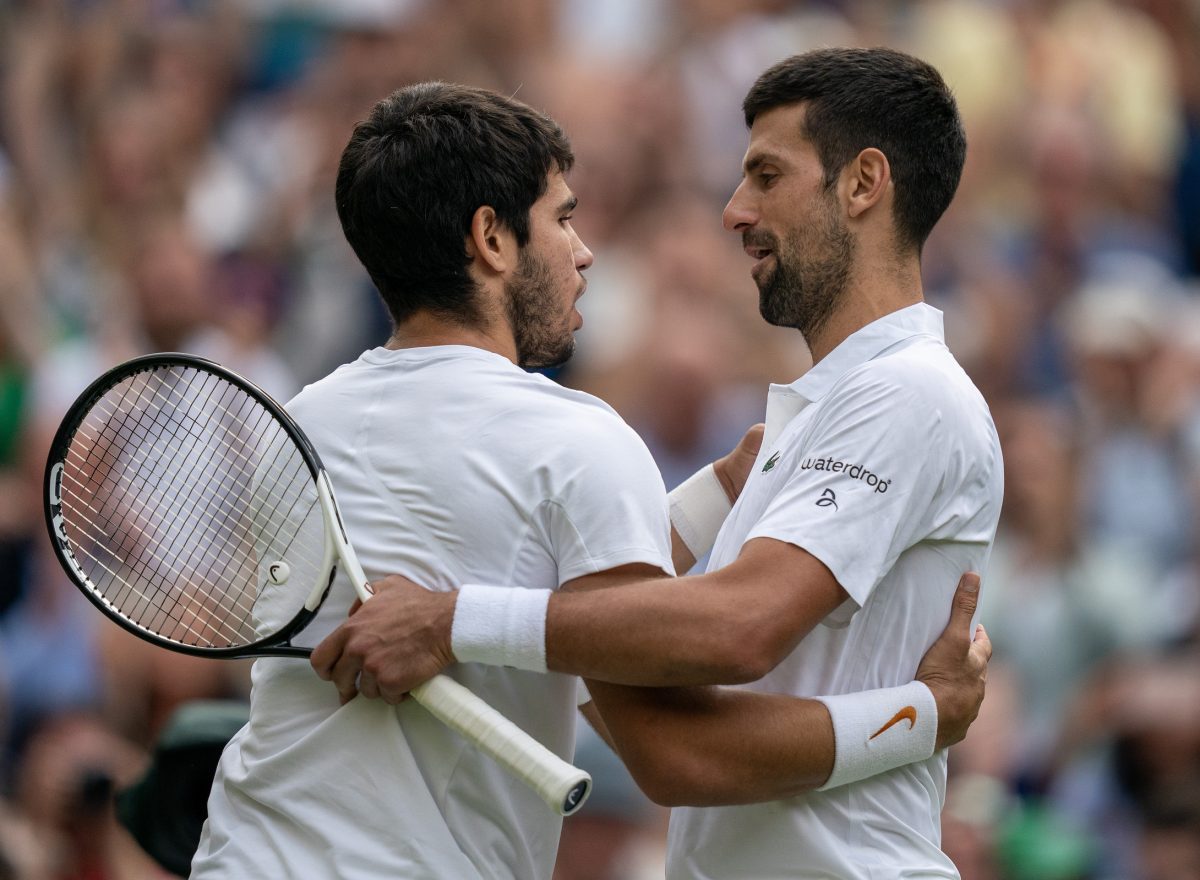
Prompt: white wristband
<box><xmin>816</xmin><ymin>681</ymin><xmax>938</xmax><ymax>791</ymax></box>
<box><xmin>451</xmin><ymin>584</ymin><xmax>551</xmax><ymax>673</ymax></box>
<box><xmin>668</xmin><ymin>464</ymin><xmax>732</xmax><ymax>559</ymax></box>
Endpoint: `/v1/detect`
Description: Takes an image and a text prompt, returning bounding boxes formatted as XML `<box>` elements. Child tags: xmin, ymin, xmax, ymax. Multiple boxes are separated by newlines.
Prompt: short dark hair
<box><xmin>743</xmin><ymin>47</ymin><xmax>966</xmax><ymax>253</ymax></box>
<box><xmin>335</xmin><ymin>82</ymin><xmax>574</xmax><ymax>326</ymax></box>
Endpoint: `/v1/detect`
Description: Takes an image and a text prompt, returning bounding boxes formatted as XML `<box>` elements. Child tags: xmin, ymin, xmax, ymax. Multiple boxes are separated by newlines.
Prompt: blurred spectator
<box><xmin>981</xmin><ymin>398</ymin><xmax>1160</xmax><ymax>778</ymax></box>
<box><xmin>1061</xmin><ymin>261</ymin><xmax>1195</xmax><ymax>574</ymax></box>
<box><xmin>10</xmin><ymin>712</ymin><xmax>162</xmax><ymax>879</ymax></box>
<box><xmin>0</xmin><ymin>159</ymin><xmax>42</xmax><ymax>619</ymax></box>
<box><xmin>114</xmin><ymin>700</ymin><xmax>250</xmax><ymax>878</ymax></box>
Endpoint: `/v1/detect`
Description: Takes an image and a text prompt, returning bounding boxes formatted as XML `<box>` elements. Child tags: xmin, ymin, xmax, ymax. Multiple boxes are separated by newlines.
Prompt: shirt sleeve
<box><xmin>747</xmin><ymin>368</ymin><xmax>947</xmax><ymax>621</ymax></box>
<box><xmin>538</xmin><ymin>415</ymin><xmax>674</xmax><ymax>586</ymax></box>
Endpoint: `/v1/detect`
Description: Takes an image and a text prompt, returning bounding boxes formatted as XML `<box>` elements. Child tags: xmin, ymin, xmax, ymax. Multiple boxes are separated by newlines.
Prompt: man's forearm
<box><xmin>583</xmin><ymin>679</ymin><xmax>835</xmax><ymax>806</ymax></box>
<box><xmin>451</xmin><ymin>542</ymin><xmax>845</xmax><ymax>687</ymax></box>
<box><xmin>545</xmin><ymin>571</ymin><xmax>763</xmax><ymax>686</ymax></box>
<box><xmin>537</xmin><ymin>542</ymin><xmax>846</xmax><ymax>687</ymax></box>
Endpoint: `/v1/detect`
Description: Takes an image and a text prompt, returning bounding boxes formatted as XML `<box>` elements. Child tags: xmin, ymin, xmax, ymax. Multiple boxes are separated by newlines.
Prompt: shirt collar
<box><xmin>790</xmin><ymin>302</ymin><xmax>944</xmax><ymax>403</ymax></box>
<box><xmin>761</xmin><ymin>303</ymin><xmax>944</xmax><ymax>448</ymax></box>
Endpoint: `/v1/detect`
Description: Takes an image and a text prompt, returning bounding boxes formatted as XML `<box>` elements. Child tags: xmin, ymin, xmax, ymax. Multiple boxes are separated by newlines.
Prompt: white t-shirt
<box><xmin>191</xmin><ymin>345</ymin><xmax>672</xmax><ymax>880</ymax></box>
<box><xmin>666</xmin><ymin>304</ymin><xmax>1003</xmax><ymax>880</ymax></box>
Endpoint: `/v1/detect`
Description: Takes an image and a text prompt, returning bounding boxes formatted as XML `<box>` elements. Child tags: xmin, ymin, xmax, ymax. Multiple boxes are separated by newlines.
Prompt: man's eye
<box><xmin>759</xmin><ymin>173</ymin><xmax>777</xmax><ymax>187</ymax></box>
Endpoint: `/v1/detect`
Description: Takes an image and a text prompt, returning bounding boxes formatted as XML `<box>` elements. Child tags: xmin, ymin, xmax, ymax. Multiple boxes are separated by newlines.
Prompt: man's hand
<box><xmin>712</xmin><ymin>423</ymin><xmax>765</xmax><ymax>504</ymax></box>
<box><xmin>311</xmin><ymin>576</ymin><xmax>457</xmax><ymax>704</ymax></box>
<box><xmin>916</xmin><ymin>572</ymin><xmax>992</xmax><ymax>750</ymax></box>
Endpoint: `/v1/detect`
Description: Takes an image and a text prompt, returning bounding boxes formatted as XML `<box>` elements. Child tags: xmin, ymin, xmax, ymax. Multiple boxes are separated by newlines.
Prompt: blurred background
<box><xmin>0</xmin><ymin>0</ymin><xmax>1198</xmax><ymax>877</ymax></box>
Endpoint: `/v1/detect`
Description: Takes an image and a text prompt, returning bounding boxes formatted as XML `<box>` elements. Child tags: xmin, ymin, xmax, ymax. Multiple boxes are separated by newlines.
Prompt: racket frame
<box><xmin>43</xmin><ymin>352</ymin><xmax>592</xmax><ymax>816</ymax></box>
<box><xmin>45</xmin><ymin>352</ymin><xmax>334</xmax><ymax>659</ymax></box>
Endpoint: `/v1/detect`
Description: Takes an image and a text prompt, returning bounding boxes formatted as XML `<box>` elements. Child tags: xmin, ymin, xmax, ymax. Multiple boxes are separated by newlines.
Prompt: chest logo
<box><xmin>761</xmin><ymin>451</ymin><xmax>781</xmax><ymax>473</ymax></box>
<box><xmin>816</xmin><ymin>488</ymin><xmax>838</xmax><ymax>510</ymax></box>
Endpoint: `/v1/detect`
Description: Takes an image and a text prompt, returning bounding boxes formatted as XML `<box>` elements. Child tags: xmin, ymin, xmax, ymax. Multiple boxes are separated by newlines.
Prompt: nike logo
<box><xmin>762</xmin><ymin>451</ymin><xmax>781</xmax><ymax>473</ymax></box>
<box><xmin>869</xmin><ymin>706</ymin><xmax>917</xmax><ymax>740</ymax></box>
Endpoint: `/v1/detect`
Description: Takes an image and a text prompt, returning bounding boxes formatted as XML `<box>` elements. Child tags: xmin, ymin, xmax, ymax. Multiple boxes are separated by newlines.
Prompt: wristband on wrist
<box><xmin>451</xmin><ymin>584</ymin><xmax>551</xmax><ymax>672</ymax></box>
<box><xmin>668</xmin><ymin>464</ymin><xmax>732</xmax><ymax>559</ymax></box>
<box><xmin>815</xmin><ymin>681</ymin><xmax>938</xmax><ymax>791</ymax></box>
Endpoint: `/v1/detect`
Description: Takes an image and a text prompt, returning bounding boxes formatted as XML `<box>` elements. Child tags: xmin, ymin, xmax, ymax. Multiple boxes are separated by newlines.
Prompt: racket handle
<box><xmin>410</xmin><ymin>674</ymin><xmax>592</xmax><ymax>816</ymax></box>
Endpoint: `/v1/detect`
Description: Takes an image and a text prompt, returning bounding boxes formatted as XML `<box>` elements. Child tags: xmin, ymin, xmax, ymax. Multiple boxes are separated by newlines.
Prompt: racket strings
<box><xmin>63</xmin><ymin>372</ymin><xmax>291</xmax><ymax>620</ymax></box>
<box><xmin>59</xmin><ymin>374</ymin><xmax>324</xmax><ymax>643</ymax></box>
<box><xmin>61</xmin><ymin>414</ymin><xmax>300</xmax><ymax>643</ymax></box>
<box><xmin>57</xmin><ymin>366</ymin><xmax>330</xmax><ymax>648</ymax></box>
<box><xmin>66</xmin><ymin>371</ymin><xmax>326</xmax><ymax>642</ymax></box>
<box><xmin>76</xmin><ymin>374</ymin><xmax>305</xmax><ymax>606</ymax></box>
<box><xmin>67</xmin><ymin>384</ymin><xmax>303</xmax><ymax>591</ymax></box>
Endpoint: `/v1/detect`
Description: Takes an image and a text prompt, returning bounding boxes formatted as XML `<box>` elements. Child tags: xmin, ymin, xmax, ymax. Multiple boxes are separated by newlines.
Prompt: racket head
<box><xmin>44</xmin><ymin>353</ymin><xmax>334</xmax><ymax>658</ymax></box>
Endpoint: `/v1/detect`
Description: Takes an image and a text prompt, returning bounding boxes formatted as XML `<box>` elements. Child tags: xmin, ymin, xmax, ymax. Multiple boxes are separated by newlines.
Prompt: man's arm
<box><xmin>569</xmin><ymin>571</ymin><xmax>988</xmax><ymax>807</ymax></box>
<box><xmin>318</xmin><ymin>565</ymin><xmax>989</xmax><ymax>807</ymax></box>
<box><xmin>547</xmin><ymin>539</ymin><xmax>846</xmax><ymax>685</ymax></box>
<box><xmin>312</xmin><ymin>536</ymin><xmax>847</xmax><ymax>699</ymax></box>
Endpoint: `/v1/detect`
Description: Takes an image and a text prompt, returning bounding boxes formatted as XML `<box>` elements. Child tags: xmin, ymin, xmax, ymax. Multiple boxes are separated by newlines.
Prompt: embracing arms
<box><xmin>309</xmin><ymin>556</ymin><xmax>990</xmax><ymax>806</ymax></box>
<box><xmin>572</xmin><ymin>568</ymin><xmax>988</xmax><ymax>806</ymax></box>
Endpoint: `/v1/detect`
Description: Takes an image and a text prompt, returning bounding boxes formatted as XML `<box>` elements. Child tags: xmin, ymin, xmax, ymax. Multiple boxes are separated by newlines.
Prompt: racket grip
<box><xmin>410</xmin><ymin>674</ymin><xmax>592</xmax><ymax>816</ymax></box>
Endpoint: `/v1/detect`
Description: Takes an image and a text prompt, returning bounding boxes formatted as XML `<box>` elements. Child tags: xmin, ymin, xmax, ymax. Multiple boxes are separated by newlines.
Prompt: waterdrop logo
<box><xmin>800</xmin><ymin>455</ymin><xmax>892</xmax><ymax>494</ymax></box>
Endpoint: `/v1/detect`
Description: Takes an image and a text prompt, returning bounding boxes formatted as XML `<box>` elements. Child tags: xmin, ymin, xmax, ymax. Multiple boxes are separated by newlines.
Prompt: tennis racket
<box><xmin>44</xmin><ymin>352</ymin><xmax>591</xmax><ymax>816</ymax></box>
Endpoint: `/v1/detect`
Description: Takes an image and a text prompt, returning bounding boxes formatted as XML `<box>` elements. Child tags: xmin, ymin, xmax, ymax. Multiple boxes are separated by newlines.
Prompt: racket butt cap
<box><xmin>561</xmin><ymin>777</ymin><xmax>591</xmax><ymax>816</ymax></box>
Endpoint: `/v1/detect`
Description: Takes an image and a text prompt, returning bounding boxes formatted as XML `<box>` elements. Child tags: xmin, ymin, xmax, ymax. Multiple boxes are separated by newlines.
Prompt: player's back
<box><xmin>192</xmin><ymin>344</ymin><xmax>671</xmax><ymax>880</ymax></box>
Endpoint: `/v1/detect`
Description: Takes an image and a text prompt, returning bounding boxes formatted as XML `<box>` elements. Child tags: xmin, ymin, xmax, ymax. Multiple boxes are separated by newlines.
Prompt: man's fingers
<box><xmin>330</xmin><ymin>656</ymin><xmax>363</xmax><ymax>705</ymax></box>
<box><xmin>369</xmin><ymin>574</ymin><xmax>410</xmax><ymax>595</ymax></box>
<box><xmin>973</xmin><ymin>623</ymin><xmax>992</xmax><ymax>661</ymax></box>
<box><xmin>311</xmin><ymin>629</ymin><xmax>348</xmax><ymax>679</ymax></box>
<box><xmin>948</xmin><ymin>572</ymin><xmax>981</xmax><ymax>632</ymax></box>
<box><xmin>359</xmin><ymin>671</ymin><xmax>380</xmax><ymax>700</ymax></box>
<box><xmin>739</xmin><ymin>423</ymin><xmax>765</xmax><ymax>457</ymax></box>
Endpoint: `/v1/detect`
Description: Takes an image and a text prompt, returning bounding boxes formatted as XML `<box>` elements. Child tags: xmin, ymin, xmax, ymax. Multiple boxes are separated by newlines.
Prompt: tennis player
<box><xmin>194</xmin><ymin>76</ymin><xmax>989</xmax><ymax>880</ymax></box>
<box><xmin>314</xmin><ymin>49</ymin><xmax>1003</xmax><ymax>879</ymax></box>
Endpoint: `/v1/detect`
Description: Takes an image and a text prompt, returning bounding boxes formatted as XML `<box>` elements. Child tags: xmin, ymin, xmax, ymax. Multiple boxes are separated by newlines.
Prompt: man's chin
<box><xmin>519</xmin><ymin>340</ymin><xmax>575</xmax><ymax>370</ymax></box>
<box><xmin>758</xmin><ymin>288</ymin><xmax>790</xmax><ymax>328</ymax></box>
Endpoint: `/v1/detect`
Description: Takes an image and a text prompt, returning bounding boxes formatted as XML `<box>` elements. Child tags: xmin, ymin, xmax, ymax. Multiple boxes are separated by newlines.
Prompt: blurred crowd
<box><xmin>0</xmin><ymin>0</ymin><xmax>1198</xmax><ymax>878</ymax></box>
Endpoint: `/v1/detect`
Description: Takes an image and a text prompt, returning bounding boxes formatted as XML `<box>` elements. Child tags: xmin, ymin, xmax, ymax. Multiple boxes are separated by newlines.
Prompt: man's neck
<box><xmin>386</xmin><ymin>311</ymin><xmax>517</xmax><ymax>364</ymax></box>
<box><xmin>806</xmin><ymin>260</ymin><xmax>924</xmax><ymax>364</ymax></box>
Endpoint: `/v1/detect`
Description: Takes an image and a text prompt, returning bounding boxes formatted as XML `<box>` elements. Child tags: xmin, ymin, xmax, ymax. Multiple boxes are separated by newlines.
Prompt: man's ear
<box><xmin>843</xmin><ymin>147</ymin><xmax>891</xmax><ymax>220</ymax></box>
<box><xmin>467</xmin><ymin>205</ymin><xmax>516</xmax><ymax>274</ymax></box>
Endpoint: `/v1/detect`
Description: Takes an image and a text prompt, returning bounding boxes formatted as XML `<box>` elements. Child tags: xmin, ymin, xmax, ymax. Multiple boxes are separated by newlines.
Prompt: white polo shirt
<box><xmin>666</xmin><ymin>303</ymin><xmax>1003</xmax><ymax>879</ymax></box>
<box><xmin>191</xmin><ymin>345</ymin><xmax>673</xmax><ymax>880</ymax></box>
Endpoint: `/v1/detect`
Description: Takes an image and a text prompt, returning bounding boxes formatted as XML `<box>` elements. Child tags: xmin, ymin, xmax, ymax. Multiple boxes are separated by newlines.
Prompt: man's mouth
<box><xmin>572</xmin><ymin>282</ymin><xmax>586</xmax><ymax>329</ymax></box>
<box><xmin>744</xmin><ymin>244</ymin><xmax>775</xmax><ymax>277</ymax></box>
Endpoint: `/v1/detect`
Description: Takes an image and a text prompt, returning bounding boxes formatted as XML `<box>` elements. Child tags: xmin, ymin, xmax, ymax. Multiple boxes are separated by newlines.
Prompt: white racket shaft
<box><xmin>315</xmin><ymin>474</ymin><xmax>591</xmax><ymax>816</ymax></box>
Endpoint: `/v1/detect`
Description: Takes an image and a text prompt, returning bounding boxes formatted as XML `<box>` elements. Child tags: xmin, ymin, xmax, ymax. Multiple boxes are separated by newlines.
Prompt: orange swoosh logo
<box><xmin>869</xmin><ymin>705</ymin><xmax>917</xmax><ymax>740</ymax></box>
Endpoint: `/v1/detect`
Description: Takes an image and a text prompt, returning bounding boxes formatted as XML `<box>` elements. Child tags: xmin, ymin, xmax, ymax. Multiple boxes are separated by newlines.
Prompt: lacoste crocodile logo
<box><xmin>761</xmin><ymin>451</ymin><xmax>781</xmax><ymax>473</ymax></box>
<box><xmin>869</xmin><ymin>706</ymin><xmax>917</xmax><ymax>740</ymax></box>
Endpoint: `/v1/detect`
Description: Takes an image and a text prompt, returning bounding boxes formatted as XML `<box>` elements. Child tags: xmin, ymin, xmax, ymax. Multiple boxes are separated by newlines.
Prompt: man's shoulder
<box><xmin>816</xmin><ymin>340</ymin><xmax>997</xmax><ymax>472</ymax></box>
<box><xmin>840</xmin><ymin>337</ymin><xmax>983</xmax><ymax>413</ymax></box>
